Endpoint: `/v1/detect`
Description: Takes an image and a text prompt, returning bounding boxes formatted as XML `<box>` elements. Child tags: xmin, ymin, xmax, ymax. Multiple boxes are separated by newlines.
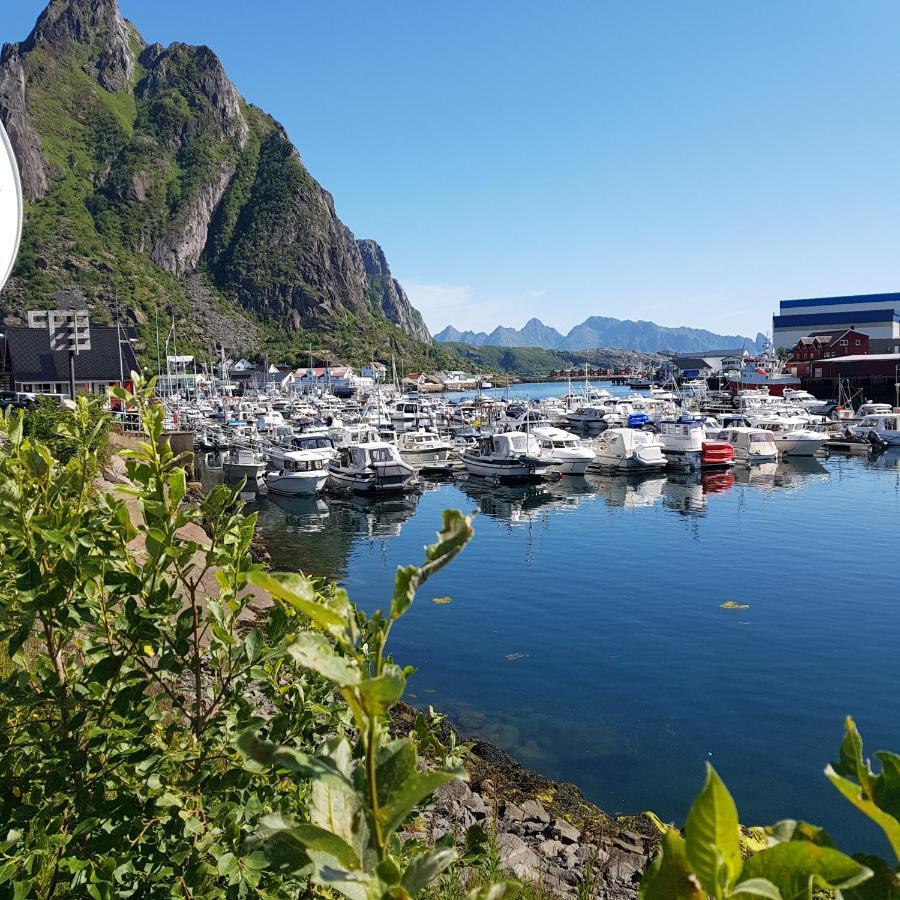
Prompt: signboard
<box><xmin>0</xmin><ymin>120</ymin><xmax>23</xmax><ymax>294</ymax></box>
<box><xmin>28</xmin><ymin>309</ymin><xmax>92</xmax><ymax>355</ymax></box>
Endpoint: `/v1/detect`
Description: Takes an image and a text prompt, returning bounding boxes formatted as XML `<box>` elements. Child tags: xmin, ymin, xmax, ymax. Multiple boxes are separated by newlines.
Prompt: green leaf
<box><xmin>258</xmin><ymin>815</ymin><xmax>361</xmax><ymax>871</ymax></box>
<box><xmin>826</xmin><ymin>765</ymin><xmax>900</xmax><ymax>860</ymax></box>
<box><xmin>834</xmin><ymin>716</ymin><xmax>872</xmax><ymax>790</ymax></box>
<box><xmin>738</xmin><ymin>840</ymin><xmax>873</xmax><ymax>900</ymax></box>
<box><xmin>390</xmin><ymin>510</ymin><xmax>473</xmax><ymax>620</ymax></box>
<box><xmin>249</xmin><ymin>571</ymin><xmax>347</xmax><ymax>631</ymax></box>
<box><xmin>684</xmin><ymin>764</ymin><xmax>741</xmax><ymax>898</ymax></box>
<box><xmin>639</xmin><ymin>829</ymin><xmax>705</xmax><ymax>900</ymax></box>
<box><xmin>402</xmin><ymin>848</ymin><xmax>456</xmax><ymax>895</ymax></box>
<box><xmin>236</xmin><ymin>732</ymin><xmax>353</xmax><ymax>790</ymax></box>
<box><xmin>379</xmin><ymin>769</ymin><xmax>462</xmax><ymax>837</ymax></box>
<box><xmin>764</xmin><ymin>820</ymin><xmax>834</xmax><ymax>847</ymax></box>
<box><xmin>358</xmin><ymin>664</ymin><xmax>406</xmax><ymax>715</ymax></box>
<box><xmin>730</xmin><ymin>878</ymin><xmax>784</xmax><ymax>899</ymax></box>
<box><xmin>285</xmin><ymin>631</ymin><xmax>360</xmax><ymax>686</ymax></box>
<box><xmin>840</xmin><ymin>855</ymin><xmax>900</xmax><ymax>900</ymax></box>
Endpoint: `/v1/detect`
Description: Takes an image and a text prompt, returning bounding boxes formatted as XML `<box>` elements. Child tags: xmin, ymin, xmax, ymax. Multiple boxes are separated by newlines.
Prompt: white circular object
<box><xmin>0</xmin><ymin>120</ymin><xmax>23</xmax><ymax>294</ymax></box>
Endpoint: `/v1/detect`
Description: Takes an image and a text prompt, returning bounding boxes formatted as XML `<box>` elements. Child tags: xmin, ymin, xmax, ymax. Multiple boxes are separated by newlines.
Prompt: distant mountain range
<box><xmin>435</xmin><ymin>317</ymin><xmax>766</xmax><ymax>354</ymax></box>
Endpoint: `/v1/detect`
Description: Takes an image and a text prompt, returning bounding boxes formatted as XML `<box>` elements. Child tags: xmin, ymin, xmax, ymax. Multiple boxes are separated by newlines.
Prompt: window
<box><xmin>839</xmin><ymin>339</ymin><xmax>848</xmax><ymax>347</ymax></box>
<box><xmin>855</xmin><ymin>339</ymin><xmax>861</xmax><ymax>345</ymax></box>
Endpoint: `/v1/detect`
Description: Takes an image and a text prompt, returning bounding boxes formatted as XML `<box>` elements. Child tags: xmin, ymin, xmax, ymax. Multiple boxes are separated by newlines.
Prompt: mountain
<box><xmin>435</xmin><ymin>316</ymin><xmax>766</xmax><ymax>354</ymax></box>
<box><xmin>0</xmin><ymin>0</ymin><xmax>431</xmax><ymax>359</ymax></box>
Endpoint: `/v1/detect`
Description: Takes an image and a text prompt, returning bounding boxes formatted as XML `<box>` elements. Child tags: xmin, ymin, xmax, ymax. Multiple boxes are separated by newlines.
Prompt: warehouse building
<box><xmin>773</xmin><ymin>292</ymin><xmax>900</xmax><ymax>349</ymax></box>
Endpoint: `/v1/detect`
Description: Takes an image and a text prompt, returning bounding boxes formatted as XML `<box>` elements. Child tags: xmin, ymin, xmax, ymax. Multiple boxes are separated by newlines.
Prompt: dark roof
<box><xmin>672</xmin><ymin>356</ymin><xmax>714</xmax><ymax>371</ymax></box>
<box><xmin>2</xmin><ymin>326</ymin><xmax>140</xmax><ymax>382</ymax></box>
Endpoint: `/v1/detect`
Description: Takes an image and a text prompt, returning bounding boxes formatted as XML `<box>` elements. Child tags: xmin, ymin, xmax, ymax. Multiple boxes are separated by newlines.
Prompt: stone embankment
<box><xmin>394</xmin><ymin>706</ymin><xmax>658</xmax><ymax>898</ymax></box>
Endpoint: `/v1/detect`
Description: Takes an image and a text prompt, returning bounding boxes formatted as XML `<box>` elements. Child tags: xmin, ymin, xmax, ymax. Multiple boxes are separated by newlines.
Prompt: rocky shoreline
<box><xmin>392</xmin><ymin>704</ymin><xmax>658</xmax><ymax>898</ymax></box>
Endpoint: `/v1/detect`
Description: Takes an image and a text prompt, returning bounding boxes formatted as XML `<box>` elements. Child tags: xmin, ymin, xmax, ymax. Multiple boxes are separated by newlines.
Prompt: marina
<box><xmin>187</xmin><ymin>379</ymin><xmax>900</xmax><ymax>851</ymax></box>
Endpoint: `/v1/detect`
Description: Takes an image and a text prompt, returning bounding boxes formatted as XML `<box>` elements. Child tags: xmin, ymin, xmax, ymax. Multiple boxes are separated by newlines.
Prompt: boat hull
<box><xmin>461</xmin><ymin>454</ymin><xmax>550</xmax><ymax>482</ymax></box>
<box><xmin>265</xmin><ymin>472</ymin><xmax>328</xmax><ymax>496</ymax></box>
<box><xmin>327</xmin><ymin>466</ymin><xmax>417</xmax><ymax>494</ymax></box>
<box><xmin>223</xmin><ymin>463</ymin><xmax>265</xmax><ymax>480</ymax></box>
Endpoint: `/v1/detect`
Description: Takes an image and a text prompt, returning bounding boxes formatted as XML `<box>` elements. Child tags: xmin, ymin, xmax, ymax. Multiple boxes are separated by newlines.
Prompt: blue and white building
<box><xmin>773</xmin><ymin>292</ymin><xmax>900</xmax><ymax>349</ymax></box>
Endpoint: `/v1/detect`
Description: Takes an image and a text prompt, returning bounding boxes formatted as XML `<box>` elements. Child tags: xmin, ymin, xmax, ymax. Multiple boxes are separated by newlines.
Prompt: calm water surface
<box><xmin>203</xmin><ymin>383</ymin><xmax>900</xmax><ymax>851</ymax></box>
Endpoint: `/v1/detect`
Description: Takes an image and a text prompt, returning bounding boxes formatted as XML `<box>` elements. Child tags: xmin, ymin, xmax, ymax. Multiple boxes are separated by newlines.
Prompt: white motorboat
<box><xmin>850</xmin><ymin>413</ymin><xmax>900</xmax><ymax>446</ymax></box>
<box><xmin>589</xmin><ymin>428</ymin><xmax>667</xmax><ymax>472</ymax></box>
<box><xmin>752</xmin><ymin>419</ymin><xmax>829</xmax><ymax>457</ymax></box>
<box><xmin>222</xmin><ymin>447</ymin><xmax>266</xmax><ymax>481</ymax></box>
<box><xmin>327</xmin><ymin>442</ymin><xmax>418</xmax><ymax>494</ymax></box>
<box><xmin>782</xmin><ymin>389</ymin><xmax>831</xmax><ymax>414</ymax></box>
<box><xmin>657</xmin><ymin>416</ymin><xmax>734</xmax><ymax>469</ymax></box>
<box><xmin>391</xmin><ymin>400</ymin><xmax>434</xmax><ymax>432</ymax></box>
<box><xmin>461</xmin><ymin>432</ymin><xmax>552</xmax><ymax>482</ymax></box>
<box><xmin>265</xmin><ymin>450</ymin><xmax>328</xmax><ymax>496</ymax></box>
<box><xmin>564</xmin><ymin>405</ymin><xmax>608</xmax><ymax>430</ymax></box>
<box><xmin>530</xmin><ymin>426</ymin><xmax>595</xmax><ymax>475</ymax></box>
<box><xmin>711</xmin><ymin>427</ymin><xmax>779</xmax><ymax>464</ymax></box>
<box><xmin>397</xmin><ymin>430</ymin><xmax>454</xmax><ymax>465</ymax></box>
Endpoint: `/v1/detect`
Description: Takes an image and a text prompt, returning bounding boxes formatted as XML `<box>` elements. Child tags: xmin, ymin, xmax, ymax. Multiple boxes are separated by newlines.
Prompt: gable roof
<box><xmin>2</xmin><ymin>326</ymin><xmax>140</xmax><ymax>383</ymax></box>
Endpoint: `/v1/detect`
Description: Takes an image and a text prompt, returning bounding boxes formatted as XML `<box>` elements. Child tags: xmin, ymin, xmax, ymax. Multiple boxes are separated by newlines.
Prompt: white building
<box><xmin>773</xmin><ymin>292</ymin><xmax>900</xmax><ymax>349</ymax></box>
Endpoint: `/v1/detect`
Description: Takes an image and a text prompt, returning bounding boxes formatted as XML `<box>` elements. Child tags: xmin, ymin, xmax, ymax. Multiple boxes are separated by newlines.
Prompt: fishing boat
<box><xmin>397</xmin><ymin>430</ymin><xmax>454</xmax><ymax>465</ymax></box>
<box><xmin>265</xmin><ymin>450</ymin><xmax>328</xmax><ymax>496</ymax></box>
<box><xmin>530</xmin><ymin>426</ymin><xmax>595</xmax><ymax>475</ymax></box>
<box><xmin>327</xmin><ymin>442</ymin><xmax>418</xmax><ymax>494</ymax></box>
<box><xmin>461</xmin><ymin>432</ymin><xmax>552</xmax><ymax>482</ymax></box>
<box><xmin>589</xmin><ymin>428</ymin><xmax>667</xmax><ymax>472</ymax></box>
<box><xmin>222</xmin><ymin>447</ymin><xmax>266</xmax><ymax>481</ymax></box>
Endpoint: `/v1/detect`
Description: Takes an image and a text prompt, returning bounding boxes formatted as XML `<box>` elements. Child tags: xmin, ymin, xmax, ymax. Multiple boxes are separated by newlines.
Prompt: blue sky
<box><xmin>8</xmin><ymin>1</ymin><xmax>900</xmax><ymax>337</ymax></box>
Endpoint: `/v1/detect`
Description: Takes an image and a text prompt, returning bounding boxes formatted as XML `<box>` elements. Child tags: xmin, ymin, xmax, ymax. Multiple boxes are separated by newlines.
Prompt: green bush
<box><xmin>0</xmin><ymin>377</ymin><xmax>512</xmax><ymax>898</ymax></box>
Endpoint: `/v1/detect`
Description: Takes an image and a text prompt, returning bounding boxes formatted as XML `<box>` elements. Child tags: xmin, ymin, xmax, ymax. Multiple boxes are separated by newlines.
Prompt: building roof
<box><xmin>671</xmin><ymin>356</ymin><xmax>714</xmax><ymax>371</ymax></box>
<box><xmin>2</xmin><ymin>326</ymin><xmax>140</xmax><ymax>383</ymax></box>
<box><xmin>780</xmin><ymin>292</ymin><xmax>900</xmax><ymax>310</ymax></box>
<box><xmin>294</xmin><ymin>366</ymin><xmax>351</xmax><ymax>378</ymax></box>
<box><xmin>826</xmin><ymin>353</ymin><xmax>900</xmax><ymax>365</ymax></box>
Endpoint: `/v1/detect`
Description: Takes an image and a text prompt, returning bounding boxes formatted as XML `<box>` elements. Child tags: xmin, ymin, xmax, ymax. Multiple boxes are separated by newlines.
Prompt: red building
<box><xmin>787</xmin><ymin>328</ymin><xmax>869</xmax><ymax>378</ymax></box>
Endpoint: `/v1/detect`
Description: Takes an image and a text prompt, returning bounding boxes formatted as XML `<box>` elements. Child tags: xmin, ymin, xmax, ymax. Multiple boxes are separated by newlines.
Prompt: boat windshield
<box><xmin>370</xmin><ymin>447</ymin><xmax>395</xmax><ymax>462</ymax></box>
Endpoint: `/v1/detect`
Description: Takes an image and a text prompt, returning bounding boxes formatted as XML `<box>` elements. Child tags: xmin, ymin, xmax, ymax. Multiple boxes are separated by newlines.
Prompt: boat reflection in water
<box><xmin>585</xmin><ymin>471</ymin><xmax>668</xmax><ymax>509</ymax></box>
<box><xmin>456</xmin><ymin>474</ymin><xmax>598</xmax><ymax>525</ymax></box>
<box><xmin>732</xmin><ymin>458</ymin><xmax>827</xmax><ymax>494</ymax></box>
<box><xmin>326</xmin><ymin>491</ymin><xmax>422</xmax><ymax>540</ymax></box>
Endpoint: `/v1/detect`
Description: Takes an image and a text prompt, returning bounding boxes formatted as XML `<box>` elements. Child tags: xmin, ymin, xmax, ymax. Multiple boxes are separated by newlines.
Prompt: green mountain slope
<box><xmin>0</xmin><ymin>0</ymin><xmax>444</xmax><ymax>369</ymax></box>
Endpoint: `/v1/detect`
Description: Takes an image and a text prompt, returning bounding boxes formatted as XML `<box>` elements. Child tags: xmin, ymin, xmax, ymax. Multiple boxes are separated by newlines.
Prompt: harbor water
<box><xmin>200</xmin><ymin>382</ymin><xmax>900</xmax><ymax>852</ymax></box>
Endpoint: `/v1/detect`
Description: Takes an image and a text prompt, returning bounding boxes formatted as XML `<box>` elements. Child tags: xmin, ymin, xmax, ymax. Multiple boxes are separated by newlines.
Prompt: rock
<box><xmin>606</xmin><ymin>849</ymin><xmax>648</xmax><ymax>885</ymax></box>
<box><xmin>539</xmin><ymin>838</ymin><xmax>564</xmax><ymax>858</ymax></box>
<box><xmin>520</xmin><ymin>799</ymin><xmax>550</xmax><ymax>823</ymax></box>
<box><xmin>497</xmin><ymin>833</ymin><xmax>542</xmax><ymax>882</ymax></box>
<box><xmin>502</xmin><ymin>800</ymin><xmax>525</xmax><ymax>822</ymax></box>
<box><xmin>466</xmin><ymin>792</ymin><xmax>487</xmax><ymax>819</ymax></box>
<box><xmin>357</xmin><ymin>239</ymin><xmax>430</xmax><ymax>341</ymax></box>
<box><xmin>552</xmin><ymin>819</ymin><xmax>581</xmax><ymax>844</ymax></box>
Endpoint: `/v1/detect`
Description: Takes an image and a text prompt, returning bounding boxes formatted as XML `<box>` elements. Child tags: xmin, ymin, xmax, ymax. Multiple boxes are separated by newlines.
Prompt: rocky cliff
<box><xmin>0</xmin><ymin>0</ymin><xmax>430</xmax><ymax>352</ymax></box>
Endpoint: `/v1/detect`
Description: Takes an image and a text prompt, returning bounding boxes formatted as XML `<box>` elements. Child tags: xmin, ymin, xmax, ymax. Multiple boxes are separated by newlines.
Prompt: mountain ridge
<box><xmin>435</xmin><ymin>316</ymin><xmax>766</xmax><ymax>354</ymax></box>
<box><xmin>0</xmin><ymin>0</ymin><xmax>433</xmax><ymax>359</ymax></box>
